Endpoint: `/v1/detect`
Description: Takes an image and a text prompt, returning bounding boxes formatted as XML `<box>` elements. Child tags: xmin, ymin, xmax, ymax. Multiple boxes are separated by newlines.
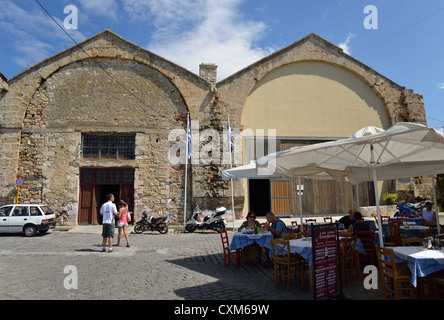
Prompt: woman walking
<box><xmin>116</xmin><ymin>200</ymin><xmax>131</xmax><ymax>247</ymax></box>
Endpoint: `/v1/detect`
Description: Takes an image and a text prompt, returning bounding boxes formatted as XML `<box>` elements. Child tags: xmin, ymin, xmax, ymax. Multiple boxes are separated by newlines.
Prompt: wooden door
<box><xmin>271</xmin><ymin>180</ymin><xmax>290</xmax><ymax>216</ymax></box>
<box><xmin>79</xmin><ymin>185</ymin><xmax>93</xmax><ymax>224</ymax></box>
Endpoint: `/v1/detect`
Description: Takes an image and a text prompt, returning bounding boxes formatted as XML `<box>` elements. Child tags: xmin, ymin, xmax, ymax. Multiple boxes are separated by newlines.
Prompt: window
<box><xmin>0</xmin><ymin>206</ymin><xmax>12</xmax><ymax>216</ymax></box>
<box><xmin>30</xmin><ymin>207</ymin><xmax>42</xmax><ymax>216</ymax></box>
<box><xmin>82</xmin><ymin>134</ymin><xmax>135</xmax><ymax>159</ymax></box>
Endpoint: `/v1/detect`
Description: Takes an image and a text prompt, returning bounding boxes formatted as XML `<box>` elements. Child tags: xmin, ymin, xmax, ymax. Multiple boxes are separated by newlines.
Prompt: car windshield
<box><xmin>40</xmin><ymin>206</ymin><xmax>55</xmax><ymax>215</ymax></box>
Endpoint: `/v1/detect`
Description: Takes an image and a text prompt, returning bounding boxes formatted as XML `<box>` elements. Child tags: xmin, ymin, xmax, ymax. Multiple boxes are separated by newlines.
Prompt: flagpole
<box><xmin>184</xmin><ymin>114</ymin><xmax>190</xmax><ymax>231</ymax></box>
<box><xmin>228</xmin><ymin>115</ymin><xmax>235</xmax><ymax>231</ymax></box>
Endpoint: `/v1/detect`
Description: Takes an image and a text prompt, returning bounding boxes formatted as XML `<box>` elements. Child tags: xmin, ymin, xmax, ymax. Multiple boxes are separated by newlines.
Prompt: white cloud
<box><xmin>338</xmin><ymin>33</ymin><xmax>356</xmax><ymax>55</ymax></box>
<box><xmin>438</xmin><ymin>83</ymin><xmax>444</xmax><ymax>89</ymax></box>
<box><xmin>124</xmin><ymin>0</ymin><xmax>274</xmax><ymax>80</ymax></box>
<box><xmin>78</xmin><ymin>0</ymin><xmax>119</xmax><ymax>20</ymax></box>
<box><xmin>0</xmin><ymin>0</ymin><xmax>86</xmax><ymax>72</ymax></box>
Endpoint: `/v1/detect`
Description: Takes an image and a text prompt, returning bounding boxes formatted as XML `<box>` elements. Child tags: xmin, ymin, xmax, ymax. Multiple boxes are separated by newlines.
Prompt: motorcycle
<box><xmin>394</xmin><ymin>202</ymin><xmax>425</xmax><ymax>217</ymax></box>
<box><xmin>134</xmin><ymin>211</ymin><xmax>169</xmax><ymax>234</ymax></box>
<box><xmin>185</xmin><ymin>206</ymin><xmax>226</xmax><ymax>233</ymax></box>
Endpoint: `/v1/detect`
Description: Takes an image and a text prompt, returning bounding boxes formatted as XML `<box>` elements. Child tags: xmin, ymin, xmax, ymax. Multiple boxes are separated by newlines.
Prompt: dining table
<box><xmin>381</xmin><ymin>223</ymin><xmax>430</xmax><ymax>239</ymax></box>
<box><xmin>391</xmin><ymin>245</ymin><xmax>444</xmax><ymax>299</ymax></box>
<box><xmin>229</xmin><ymin>231</ymin><xmax>273</xmax><ymax>251</ymax></box>
<box><xmin>282</xmin><ymin>236</ymin><xmax>367</xmax><ymax>292</ymax></box>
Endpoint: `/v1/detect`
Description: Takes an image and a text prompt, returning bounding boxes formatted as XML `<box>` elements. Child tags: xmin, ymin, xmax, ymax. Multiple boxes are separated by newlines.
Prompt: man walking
<box><xmin>100</xmin><ymin>193</ymin><xmax>118</xmax><ymax>252</ymax></box>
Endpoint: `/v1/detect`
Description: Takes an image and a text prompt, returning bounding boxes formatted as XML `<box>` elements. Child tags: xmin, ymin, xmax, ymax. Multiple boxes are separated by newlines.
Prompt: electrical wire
<box><xmin>34</xmin><ymin>0</ymin><xmax>184</xmax><ymax>124</ymax></box>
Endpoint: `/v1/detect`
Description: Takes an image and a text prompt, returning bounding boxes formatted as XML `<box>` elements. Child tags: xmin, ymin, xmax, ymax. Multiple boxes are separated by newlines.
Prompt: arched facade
<box><xmin>0</xmin><ymin>31</ymin><xmax>427</xmax><ymax>224</ymax></box>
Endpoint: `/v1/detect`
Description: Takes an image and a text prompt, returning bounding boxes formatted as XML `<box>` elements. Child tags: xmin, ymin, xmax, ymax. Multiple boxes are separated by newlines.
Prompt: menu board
<box><xmin>311</xmin><ymin>223</ymin><xmax>340</xmax><ymax>299</ymax></box>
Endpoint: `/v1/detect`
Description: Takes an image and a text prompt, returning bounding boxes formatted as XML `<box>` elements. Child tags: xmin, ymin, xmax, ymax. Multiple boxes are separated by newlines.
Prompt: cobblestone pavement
<box><xmin>0</xmin><ymin>227</ymin><xmax>382</xmax><ymax>300</ymax></box>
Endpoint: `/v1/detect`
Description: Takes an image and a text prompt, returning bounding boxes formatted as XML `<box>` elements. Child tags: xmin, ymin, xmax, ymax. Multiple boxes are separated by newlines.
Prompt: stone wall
<box><xmin>0</xmin><ymin>30</ymin><xmax>212</xmax><ymax>225</ymax></box>
<box><xmin>0</xmin><ymin>31</ymin><xmax>431</xmax><ymax>225</ymax></box>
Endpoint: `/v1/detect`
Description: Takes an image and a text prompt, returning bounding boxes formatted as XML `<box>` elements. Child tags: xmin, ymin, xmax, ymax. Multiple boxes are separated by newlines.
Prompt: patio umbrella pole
<box><xmin>372</xmin><ymin>167</ymin><xmax>384</xmax><ymax>248</ymax></box>
<box><xmin>431</xmin><ymin>176</ymin><xmax>440</xmax><ymax>235</ymax></box>
<box><xmin>298</xmin><ymin>177</ymin><xmax>303</xmax><ymax>227</ymax></box>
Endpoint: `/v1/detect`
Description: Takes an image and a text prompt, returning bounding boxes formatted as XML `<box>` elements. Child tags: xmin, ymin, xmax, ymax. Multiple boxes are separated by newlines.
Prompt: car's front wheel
<box><xmin>23</xmin><ymin>224</ymin><xmax>37</xmax><ymax>237</ymax></box>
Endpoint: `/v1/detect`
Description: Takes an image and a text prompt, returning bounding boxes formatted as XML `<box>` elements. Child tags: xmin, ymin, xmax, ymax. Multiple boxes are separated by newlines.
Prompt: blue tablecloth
<box><xmin>381</xmin><ymin>223</ymin><xmax>429</xmax><ymax>239</ymax></box>
<box><xmin>229</xmin><ymin>232</ymin><xmax>273</xmax><ymax>251</ymax></box>
<box><xmin>391</xmin><ymin>246</ymin><xmax>444</xmax><ymax>287</ymax></box>
<box><xmin>271</xmin><ymin>237</ymin><xmax>367</xmax><ymax>268</ymax></box>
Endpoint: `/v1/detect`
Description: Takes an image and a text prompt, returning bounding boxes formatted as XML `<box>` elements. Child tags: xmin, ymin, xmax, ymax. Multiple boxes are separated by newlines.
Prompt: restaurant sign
<box><xmin>311</xmin><ymin>223</ymin><xmax>342</xmax><ymax>300</ymax></box>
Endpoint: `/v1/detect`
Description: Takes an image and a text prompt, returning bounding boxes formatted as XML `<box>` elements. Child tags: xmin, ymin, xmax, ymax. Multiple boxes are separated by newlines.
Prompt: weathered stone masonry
<box><xmin>0</xmin><ymin>31</ymin><xmax>428</xmax><ymax>225</ymax></box>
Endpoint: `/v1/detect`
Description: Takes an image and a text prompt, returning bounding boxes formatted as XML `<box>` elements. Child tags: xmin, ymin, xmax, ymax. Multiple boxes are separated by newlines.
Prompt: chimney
<box><xmin>199</xmin><ymin>63</ymin><xmax>217</xmax><ymax>87</ymax></box>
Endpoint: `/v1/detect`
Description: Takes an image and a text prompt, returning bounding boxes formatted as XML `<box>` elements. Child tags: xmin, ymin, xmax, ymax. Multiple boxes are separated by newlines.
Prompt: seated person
<box><xmin>418</xmin><ymin>201</ymin><xmax>436</xmax><ymax>223</ymax></box>
<box><xmin>238</xmin><ymin>211</ymin><xmax>262</xmax><ymax>264</ymax></box>
<box><xmin>350</xmin><ymin>211</ymin><xmax>371</xmax><ymax>237</ymax></box>
<box><xmin>339</xmin><ymin>209</ymin><xmax>356</xmax><ymax>229</ymax></box>
<box><xmin>265</xmin><ymin>211</ymin><xmax>287</xmax><ymax>239</ymax></box>
<box><xmin>238</xmin><ymin>211</ymin><xmax>261</xmax><ymax>232</ymax></box>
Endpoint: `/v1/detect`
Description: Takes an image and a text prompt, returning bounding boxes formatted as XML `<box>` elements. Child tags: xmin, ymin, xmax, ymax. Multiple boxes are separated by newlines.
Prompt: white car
<box><xmin>0</xmin><ymin>204</ymin><xmax>57</xmax><ymax>236</ymax></box>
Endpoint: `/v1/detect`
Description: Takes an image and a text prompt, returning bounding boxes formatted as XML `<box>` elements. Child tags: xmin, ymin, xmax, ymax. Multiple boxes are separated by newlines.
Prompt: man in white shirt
<box><xmin>100</xmin><ymin>193</ymin><xmax>118</xmax><ymax>252</ymax></box>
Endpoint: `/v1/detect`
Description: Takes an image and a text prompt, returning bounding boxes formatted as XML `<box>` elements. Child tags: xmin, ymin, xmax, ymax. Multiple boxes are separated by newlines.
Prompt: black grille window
<box><xmin>82</xmin><ymin>134</ymin><xmax>135</xmax><ymax>159</ymax></box>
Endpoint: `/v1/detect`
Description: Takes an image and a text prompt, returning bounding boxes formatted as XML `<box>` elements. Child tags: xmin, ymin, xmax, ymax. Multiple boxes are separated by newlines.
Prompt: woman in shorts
<box><xmin>116</xmin><ymin>200</ymin><xmax>131</xmax><ymax>247</ymax></box>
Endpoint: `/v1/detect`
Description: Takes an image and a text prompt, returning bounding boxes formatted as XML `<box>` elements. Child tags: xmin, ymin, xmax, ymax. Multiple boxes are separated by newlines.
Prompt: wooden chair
<box><xmin>386</xmin><ymin>221</ymin><xmax>402</xmax><ymax>246</ymax></box>
<box><xmin>282</xmin><ymin>233</ymin><xmax>298</xmax><ymax>240</ymax></box>
<box><xmin>375</xmin><ymin>245</ymin><xmax>418</xmax><ymax>300</ymax></box>
<box><xmin>305</xmin><ymin>218</ymin><xmax>317</xmax><ymax>224</ymax></box>
<box><xmin>339</xmin><ymin>236</ymin><xmax>357</xmax><ymax>286</ymax></box>
<box><xmin>374</xmin><ymin>215</ymin><xmax>390</xmax><ymax>228</ymax></box>
<box><xmin>270</xmin><ymin>239</ymin><xmax>306</xmax><ymax>291</ymax></box>
<box><xmin>355</xmin><ymin>230</ymin><xmax>375</xmax><ymax>267</ymax></box>
<box><xmin>428</xmin><ymin>271</ymin><xmax>444</xmax><ymax>300</ymax></box>
<box><xmin>323</xmin><ymin>217</ymin><xmax>333</xmax><ymax>223</ymax></box>
<box><xmin>290</xmin><ymin>221</ymin><xmax>301</xmax><ymax>233</ymax></box>
<box><xmin>219</xmin><ymin>231</ymin><xmax>242</xmax><ymax>267</ymax></box>
<box><xmin>298</xmin><ymin>231</ymin><xmax>310</xmax><ymax>238</ymax></box>
<box><xmin>434</xmin><ymin>234</ymin><xmax>444</xmax><ymax>247</ymax></box>
<box><xmin>401</xmin><ymin>237</ymin><xmax>427</xmax><ymax>246</ymax></box>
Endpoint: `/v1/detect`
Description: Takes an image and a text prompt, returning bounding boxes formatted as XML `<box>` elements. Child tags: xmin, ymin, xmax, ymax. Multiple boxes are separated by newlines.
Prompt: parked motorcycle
<box><xmin>134</xmin><ymin>211</ymin><xmax>169</xmax><ymax>234</ymax></box>
<box><xmin>185</xmin><ymin>206</ymin><xmax>226</xmax><ymax>233</ymax></box>
<box><xmin>394</xmin><ymin>202</ymin><xmax>425</xmax><ymax>217</ymax></box>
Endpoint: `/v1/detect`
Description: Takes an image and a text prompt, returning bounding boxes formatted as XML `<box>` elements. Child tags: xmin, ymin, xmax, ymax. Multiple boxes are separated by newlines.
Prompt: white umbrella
<box><xmin>256</xmin><ymin>122</ymin><xmax>444</xmax><ymax>246</ymax></box>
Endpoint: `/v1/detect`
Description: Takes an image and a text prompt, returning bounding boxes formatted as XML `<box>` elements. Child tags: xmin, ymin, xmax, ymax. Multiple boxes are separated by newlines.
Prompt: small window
<box><xmin>30</xmin><ymin>207</ymin><xmax>42</xmax><ymax>216</ymax></box>
<box><xmin>82</xmin><ymin>134</ymin><xmax>135</xmax><ymax>160</ymax></box>
<box><xmin>40</xmin><ymin>206</ymin><xmax>55</xmax><ymax>216</ymax></box>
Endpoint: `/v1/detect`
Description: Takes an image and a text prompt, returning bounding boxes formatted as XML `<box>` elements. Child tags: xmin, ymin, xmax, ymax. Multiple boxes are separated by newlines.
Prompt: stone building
<box><xmin>0</xmin><ymin>30</ymin><xmax>428</xmax><ymax>225</ymax></box>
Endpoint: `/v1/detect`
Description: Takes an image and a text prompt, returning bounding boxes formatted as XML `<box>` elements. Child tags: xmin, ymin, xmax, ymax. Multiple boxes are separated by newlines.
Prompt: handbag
<box><xmin>126</xmin><ymin>210</ymin><xmax>131</xmax><ymax>222</ymax></box>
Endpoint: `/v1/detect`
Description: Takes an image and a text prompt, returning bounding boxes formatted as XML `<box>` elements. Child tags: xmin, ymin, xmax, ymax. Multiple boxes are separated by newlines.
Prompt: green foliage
<box><xmin>382</xmin><ymin>192</ymin><xmax>398</xmax><ymax>205</ymax></box>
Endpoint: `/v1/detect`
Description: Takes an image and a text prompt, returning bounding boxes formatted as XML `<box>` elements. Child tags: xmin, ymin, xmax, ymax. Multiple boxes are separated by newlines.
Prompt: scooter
<box><xmin>134</xmin><ymin>211</ymin><xmax>169</xmax><ymax>234</ymax></box>
<box><xmin>185</xmin><ymin>206</ymin><xmax>226</xmax><ymax>233</ymax></box>
<box><xmin>394</xmin><ymin>202</ymin><xmax>425</xmax><ymax>217</ymax></box>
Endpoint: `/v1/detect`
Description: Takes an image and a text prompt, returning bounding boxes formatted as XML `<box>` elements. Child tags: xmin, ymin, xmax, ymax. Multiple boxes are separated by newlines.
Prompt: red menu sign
<box><xmin>311</xmin><ymin>223</ymin><xmax>340</xmax><ymax>299</ymax></box>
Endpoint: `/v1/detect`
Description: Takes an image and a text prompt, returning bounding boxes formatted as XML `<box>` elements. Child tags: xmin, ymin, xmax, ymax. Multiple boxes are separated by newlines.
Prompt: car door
<box><xmin>0</xmin><ymin>206</ymin><xmax>13</xmax><ymax>232</ymax></box>
<box><xmin>9</xmin><ymin>206</ymin><xmax>30</xmax><ymax>232</ymax></box>
<box><xmin>29</xmin><ymin>206</ymin><xmax>43</xmax><ymax>226</ymax></box>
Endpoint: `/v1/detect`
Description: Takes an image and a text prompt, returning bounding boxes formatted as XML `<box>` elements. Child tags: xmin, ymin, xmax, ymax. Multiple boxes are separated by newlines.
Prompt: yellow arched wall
<box><xmin>241</xmin><ymin>61</ymin><xmax>390</xmax><ymax>138</ymax></box>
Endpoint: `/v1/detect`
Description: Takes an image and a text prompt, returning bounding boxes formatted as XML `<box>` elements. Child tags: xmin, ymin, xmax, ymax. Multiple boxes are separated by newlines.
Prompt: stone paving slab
<box><xmin>0</xmin><ymin>227</ymin><xmax>382</xmax><ymax>300</ymax></box>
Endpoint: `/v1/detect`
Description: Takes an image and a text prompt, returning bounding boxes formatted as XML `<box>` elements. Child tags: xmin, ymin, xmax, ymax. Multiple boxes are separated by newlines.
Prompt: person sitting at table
<box><xmin>350</xmin><ymin>211</ymin><xmax>371</xmax><ymax>237</ymax></box>
<box><xmin>339</xmin><ymin>209</ymin><xmax>356</xmax><ymax>229</ymax></box>
<box><xmin>238</xmin><ymin>210</ymin><xmax>261</xmax><ymax>232</ymax></box>
<box><xmin>265</xmin><ymin>211</ymin><xmax>287</xmax><ymax>239</ymax></box>
<box><xmin>417</xmin><ymin>201</ymin><xmax>436</xmax><ymax>223</ymax></box>
<box><xmin>238</xmin><ymin>211</ymin><xmax>262</xmax><ymax>264</ymax></box>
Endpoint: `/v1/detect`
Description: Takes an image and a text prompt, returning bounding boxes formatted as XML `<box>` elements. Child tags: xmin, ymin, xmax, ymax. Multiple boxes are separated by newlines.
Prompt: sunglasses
<box><xmin>248</xmin><ymin>216</ymin><xmax>255</xmax><ymax>219</ymax></box>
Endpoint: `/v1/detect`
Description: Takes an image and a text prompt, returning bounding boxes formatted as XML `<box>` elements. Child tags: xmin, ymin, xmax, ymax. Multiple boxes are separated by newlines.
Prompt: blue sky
<box><xmin>0</xmin><ymin>0</ymin><xmax>443</xmax><ymax>129</ymax></box>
